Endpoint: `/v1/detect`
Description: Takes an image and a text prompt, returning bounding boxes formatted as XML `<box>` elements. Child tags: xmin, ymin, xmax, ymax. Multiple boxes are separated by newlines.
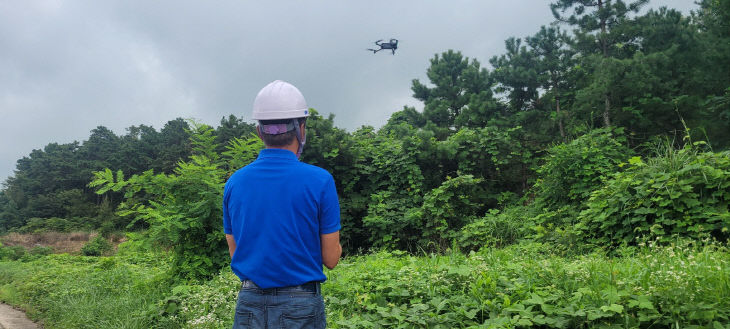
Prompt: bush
<box><xmin>527</xmin><ymin>205</ymin><xmax>587</xmax><ymax>256</ymax></box>
<box><xmin>534</xmin><ymin>128</ymin><xmax>632</xmax><ymax>209</ymax></box>
<box><xmin>81</xmin><ymin>236</ymin><xmax>113</xmax><ymax>256</ymax></box>
<box><xmin>457</xmin><ymin>207</ymin><xmax>530</xmax><ymax>251</ymax></box>
<box><xmin>356</xmin><ymin>131</ymin><xmax>425</xmax><ymax>252</ymax></box>
<box><xmin>18</xmin><ymin>217</ymin><xmax>93</xmax><ymax>233</ymax></box>
<box><xmin>416</xmin><ymin>175</ymin><xmax>490</xmax><ymax>252</ymax></box>
<box><xmin>30</xmin><ymin>246</ymin><xmax>53</xmax><ymax>256</ymax></box>
<box><xmin>579</xmin><ymin>142</ymin><xmax>730</xmax><ymax>247</ymax></box>
<box><xmin>89</xmin><ymin>124</ymin><xmax>235</xmax><ymax>281</ymax></box>
<box><xmin>362</xmin><ymin>192</ymin><xmax>420</xmax><ymax>251</ymax></box>
<box><xmin>0</xmin><ymin>244</ymin><xmax>9</xmax><ymax>260</ymax></box>
<box><xmin>436</xmin><ymin>127</ymin><xmax>527</xmax><ymax>205</ymax></box>
<box><xmin>0</xmin><ymin>245</ymin><xmax>27</xmax><ymax>260</ymax></box>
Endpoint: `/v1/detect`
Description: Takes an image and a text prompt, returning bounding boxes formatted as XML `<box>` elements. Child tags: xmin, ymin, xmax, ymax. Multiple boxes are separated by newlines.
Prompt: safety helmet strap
<box><xmin>293</xmin><ymin>118</ymin><xmax>305</xmax><ymax>158</ymax></box>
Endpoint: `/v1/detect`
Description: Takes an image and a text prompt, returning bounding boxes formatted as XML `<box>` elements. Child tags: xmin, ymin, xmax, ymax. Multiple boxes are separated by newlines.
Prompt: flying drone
<box><xmin>367</xmin><ymin>39</ymin><xmax>398</xmax><ymax>55</ymax></box>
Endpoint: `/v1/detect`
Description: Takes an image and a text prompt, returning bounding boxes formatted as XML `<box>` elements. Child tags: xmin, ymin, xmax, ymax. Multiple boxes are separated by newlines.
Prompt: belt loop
<box><xmin>316</xmin><ymin>282</ymin><xmax>321</xmax><ymax>295</ymax></box>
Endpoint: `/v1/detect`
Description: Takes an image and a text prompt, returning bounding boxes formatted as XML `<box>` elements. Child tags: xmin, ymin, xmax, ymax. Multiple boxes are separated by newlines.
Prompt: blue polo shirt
<box><xmin>223</xmin><ymin>148</ymin><xmax>341</xmax><ymax>289</ymax></box>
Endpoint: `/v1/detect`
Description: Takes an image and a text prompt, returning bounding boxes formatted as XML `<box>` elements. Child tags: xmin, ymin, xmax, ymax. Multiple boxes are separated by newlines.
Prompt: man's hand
<box><xmin>321</xmin><ymin>231</ymin><xmax>341</xmax><ymax>269</ymax></box>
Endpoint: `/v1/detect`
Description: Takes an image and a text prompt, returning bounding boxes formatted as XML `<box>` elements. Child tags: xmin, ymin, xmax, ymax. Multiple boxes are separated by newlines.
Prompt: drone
<box><xmin>367</xmin><ymin>39</ymin><xmax>398</xmax><ymax>55</ymax></box>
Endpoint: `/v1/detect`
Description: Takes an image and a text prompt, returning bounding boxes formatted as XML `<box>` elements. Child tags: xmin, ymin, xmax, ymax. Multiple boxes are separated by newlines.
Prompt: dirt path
<box><xmin>0</xmin><ymin>303</ymin><xmax>39</xmax><ymax>329</ymax></box>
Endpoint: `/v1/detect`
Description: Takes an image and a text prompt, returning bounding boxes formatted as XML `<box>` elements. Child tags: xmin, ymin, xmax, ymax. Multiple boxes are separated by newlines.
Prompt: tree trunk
<box><xmin>603</xmin><ymin>95</ymin><xmax>612</xmax><ymax>128</ymax></box>
<box><xmin>599</xmin><ymin>0</ymin><xmax>608</xmax><ymax>57</ymax></box>
<box><xmin>556</xmin><ymin>96</ymin><xmax>566</xmax><ymax>141</ymax></box>
<box><xmin>598</xmin><ymin>0</ymin><xmax>611</xmax><ymax>128</ymax></box>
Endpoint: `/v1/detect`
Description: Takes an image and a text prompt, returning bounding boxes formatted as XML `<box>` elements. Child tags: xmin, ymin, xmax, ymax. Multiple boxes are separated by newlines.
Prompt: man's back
<box><xmin>223</xmin><ymin>148</ymin><xmax>341</xmax><ymax>288</ymax></box>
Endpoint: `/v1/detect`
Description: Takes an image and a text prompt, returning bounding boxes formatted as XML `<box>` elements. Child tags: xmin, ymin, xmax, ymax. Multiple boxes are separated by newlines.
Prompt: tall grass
<box><xmin>1</xmin><ymin>239</ymin><xmax>728</xmax><ymax>328</ymax></box>
<box><xmin>0</xmin><ymin>253</ymin><xmax>172</xmax><ymax>329</ymax></box>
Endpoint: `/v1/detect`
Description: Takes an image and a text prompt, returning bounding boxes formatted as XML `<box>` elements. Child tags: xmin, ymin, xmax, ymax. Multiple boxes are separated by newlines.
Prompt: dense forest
<box><xmin>1</xmin><ymin>0</ymin><xmax>730</xmax><ymax>327</ymax></box>
<box><xmin>0</xmin><ymin>116</ymin><xmax>255</xmax><ymax>233</ymax></box>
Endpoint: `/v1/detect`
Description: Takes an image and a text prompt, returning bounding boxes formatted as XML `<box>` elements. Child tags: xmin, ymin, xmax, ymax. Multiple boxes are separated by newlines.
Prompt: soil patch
<box><xmin>1</xmin><ymin>232</ymin><xmax>125</xmax><ymax>254</ymax></box>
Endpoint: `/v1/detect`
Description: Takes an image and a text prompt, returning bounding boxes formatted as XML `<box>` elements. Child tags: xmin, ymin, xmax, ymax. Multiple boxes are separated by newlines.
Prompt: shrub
<box><xmin>0</xmin><ymin>243</ymin><xmax>9</xmax><ymax>260</ymax></box>
<box><xmin>528</xmin><ymin>205</ymin><xmax>587</xmax><ymax>256</ymax></box>
<box><xmin>17</xmin><ymin>217</ymin><xmax>94</xmax><ymax>234</ymax></box>
<box><xmin>416</xmin><ymin>175</ymin><xmax>489</xmax><ymax>252</ymax></box>
<box><xmin>457</xmin><ymin>207</ymin><xmax>530</xmax><ymax>251</ymax></box>
<box><xmin>0</xmin><ymin>245</ymin><xmax>27</xmax><ymax>260</ymax></box>
<box><xmin>89</xmin><ymin>123</ymin><xmax>243</xmax><ymax>281</ymax></box>
<box><xmin>356</xmin><ymin>131</ymin><xmax>425</xmax><ymax>252</ymax></box>
<box><xmin>30</xmin><ymin>246</ymin><xmax>53</xmax><ymax>256</ymax></box>
<box><xmin>437</xmin><ymin>127</ymin><xmax>527</xmax><ymax>205</ymax></box>
<box><xmin>579</xmin><ymin>142</ymin><xmax>730</xmax><ymax>247</ymax></box>
<box><xmin>81</xmin><ymin>235</ymin><xmax>113</xmax><ymax>256</ymax></box>
<box><xmin>534</xmin><ymin>128</ymin><xmax>632</xmax><ymax>209</ymax></box>
<box><xmin>361</xmin><ymin>192</ymin><xmax>420</xmax><ymax>250</ymax></box>
<box><xmin>99</xmin><ymin>220</ymin><xmax>116</xmax><ymax>238</ymax></box>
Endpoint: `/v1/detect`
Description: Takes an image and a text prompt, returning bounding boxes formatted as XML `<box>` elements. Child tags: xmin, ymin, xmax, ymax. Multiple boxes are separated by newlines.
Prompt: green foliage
<box><xmin>1</xmin><ymin>240</ymin><xmax>730</xmax><ymax>328</ymax></box>
<box><xmin>527</xmin><ymin>205</ymin><xmax>586</xmax><ymax>254</ymax></box>
<box><xmin>115</xmin><ymin>232</ymin><xmax>154</xmax><ymax>256</ymax></box>
<box><xmin>81</xmin><ymin>235</ymin><xmax>113</xmax><ymax>256</ymax></box>
<box><xmin>362</xmin><ymin>192</ymin><xmax>420</xmax><ymax>251</ymax></box>
<box><xmin>415</xmin><ymin>175</ymin><xmax>488</xmax><ymax>252</ymax></box>
<box><xmin>155</xmin><ymin>270</ymin><xmax>241</xmax><ymax>328</ymax></box>
<box><xmin>214</xmin><ymin>114</ymin><xmax>256</xmax><ymax>154</ymax></box>
<box><xmin>358</xmin><ymin>131</ymin><xmax>424</xmax><ymax>251</ymax></box>
<box><xmin>535</xmin><ymin>128</ymin><xmax>632</xmax><ymax>208</ymax></box>
<box><xmin>327</xmin><ymin>242</ymin><xmax>730</xmax><ymax>328</ymax></box>
<box><xmin>490</xmin><ymin>37</ymin><xmax>541</xmax><ymax>112</ymax></box>
<box><xmin>89</xmin><ymin>123</ymin><xmax>259</xmax><ymax>281</ymax></box>
<box><xmin>17</xmin><ymin>217</ymin><xmax>90</xmax><ymax>233</ymax></box>
<box><xmin>0</xmin><ymin>245</ymin><xmax>26</xmax><ymax>261</ymax></box>
<box><xmin>411</xmin><ymin>50</ymin><xmax>497</xmax><ymax>130</ymax></box>
<box><xmin>580</xmin><ymin>142</ymin><xmax>730</xmax><ymax>247</ymax></box>
<box><xmin>221</xmin><ymin>135</ymin><xmax>263</xmax><ymax>175</ymax></box>
<box><xmin>0</xmin><ymin>253</ymin><xmax>173</xmax><ymax>329</ymax></box>
<box><xmin>155</xmin><ymin>241</ymin><xmax>730</xmax><ymax>328</ymax></box>
<box><xmin>381</xmin><ymin>106</ymin><xmax>426</xmax><ymax>133</ymax></box>
<box><xmin>703</xmin><ymin>86</ymin><xmax>730</xmax><ymax>149</ymax></box>
<box><xmin>1</xmin><ymin>2</ymin><xmax>730</xmax><ymax>328</ymax></box>
<box><xmin>438</xmin><ymin>126</ymin><xmax>528</xmax><ymax>202</ymax></box>
<box><xmin>29</xmin><ymin>246</ymin><xmax>52</xmax><ymax>256</ymax></box>
<box><xmin>456</xmin><ymin>207</ymin><xmax>531</xmax><ymax>252</ymax></box>
<box><xmin>300</xmin><ymin>109</ymin><xmax>355</xmax><ymax>176</ymax></box>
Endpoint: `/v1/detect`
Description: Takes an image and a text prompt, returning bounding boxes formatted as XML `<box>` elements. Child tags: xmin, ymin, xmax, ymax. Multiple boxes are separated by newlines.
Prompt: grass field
<box><xmin>1</xmin><ymin>235</ymin><xmax>729</xmax><ymax>328</ymax></box>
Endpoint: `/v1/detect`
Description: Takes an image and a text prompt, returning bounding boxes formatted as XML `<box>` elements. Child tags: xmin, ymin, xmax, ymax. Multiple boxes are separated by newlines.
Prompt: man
<box><xmin>223</xmin><ymin>80</ymin><xmax>342</xmax><ymax>329</ymax></box>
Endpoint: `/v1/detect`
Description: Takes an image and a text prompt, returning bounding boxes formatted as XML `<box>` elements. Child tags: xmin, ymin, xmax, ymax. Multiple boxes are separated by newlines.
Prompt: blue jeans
<box><xmin>233</xmin><ymin>280</ymin><xmax>326</xmax><ymax>329</ymax></box>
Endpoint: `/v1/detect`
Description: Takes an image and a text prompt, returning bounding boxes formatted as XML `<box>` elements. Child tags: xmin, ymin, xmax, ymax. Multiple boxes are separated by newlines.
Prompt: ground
<box><xmin>0</xmin><ymin>303</ymin><xmax>38</xmax><ymax>329</ymax></box>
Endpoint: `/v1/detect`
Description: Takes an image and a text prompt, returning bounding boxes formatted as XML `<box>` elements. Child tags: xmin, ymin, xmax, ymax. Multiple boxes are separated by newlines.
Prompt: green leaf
<box><xmin>601</xmin><ymin>304</ymin><xmax>624</xmax><ymax>313</ymax></box>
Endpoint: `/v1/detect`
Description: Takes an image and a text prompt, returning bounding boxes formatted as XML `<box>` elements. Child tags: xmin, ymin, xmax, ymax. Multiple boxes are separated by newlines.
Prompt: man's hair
<box><xmin>259</xmin><ymin>118</ymin><xmax>307</xmax><ymax>147</ymax></box>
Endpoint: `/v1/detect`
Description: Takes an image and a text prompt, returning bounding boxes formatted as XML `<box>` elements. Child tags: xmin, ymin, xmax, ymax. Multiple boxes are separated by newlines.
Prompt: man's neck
<box><xmin>266</xmin><ymin>141</ymin><xmax>299</xmax><ymax>156</ymax></box>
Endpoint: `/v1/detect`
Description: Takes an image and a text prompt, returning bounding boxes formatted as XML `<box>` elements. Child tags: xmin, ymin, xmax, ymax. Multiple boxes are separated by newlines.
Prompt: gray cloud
<box><xmin>0</xmin><ymin>0</ymin><xmax>698</xmax><ymax>182</ymax></box>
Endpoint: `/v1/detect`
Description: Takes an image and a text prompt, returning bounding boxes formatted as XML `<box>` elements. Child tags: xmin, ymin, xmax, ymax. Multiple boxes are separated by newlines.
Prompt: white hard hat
<box><xmin>252</xmin><ymin>80</ymin><xmax>309</xmax><ymax>120</ymax></box>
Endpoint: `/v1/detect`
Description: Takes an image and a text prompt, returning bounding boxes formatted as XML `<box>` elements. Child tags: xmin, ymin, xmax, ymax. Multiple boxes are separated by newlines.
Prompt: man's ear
<box><xmin>256</xmin><ymin>126</ymin><xmax>264</xmax><ymax>140</ymax></box>
<box><xmin>300</xmin><ymin>123</ymin><xmax>306</xmax><ymax>140</ymax></box>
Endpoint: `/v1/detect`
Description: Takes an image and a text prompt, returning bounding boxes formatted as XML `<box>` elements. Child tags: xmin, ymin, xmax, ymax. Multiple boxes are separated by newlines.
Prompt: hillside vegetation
<box><xmin>1</xmin><ymin>0</ymin><xmax>729</xmax><ymax>327</ymax></box>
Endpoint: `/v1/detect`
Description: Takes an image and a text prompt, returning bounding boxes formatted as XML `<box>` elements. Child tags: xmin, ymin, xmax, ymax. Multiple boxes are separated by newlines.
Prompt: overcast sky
<box><xmin>0</xmin><ymin>0</ymin><xmax>697</xmax><ymax>183</ymax></box>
